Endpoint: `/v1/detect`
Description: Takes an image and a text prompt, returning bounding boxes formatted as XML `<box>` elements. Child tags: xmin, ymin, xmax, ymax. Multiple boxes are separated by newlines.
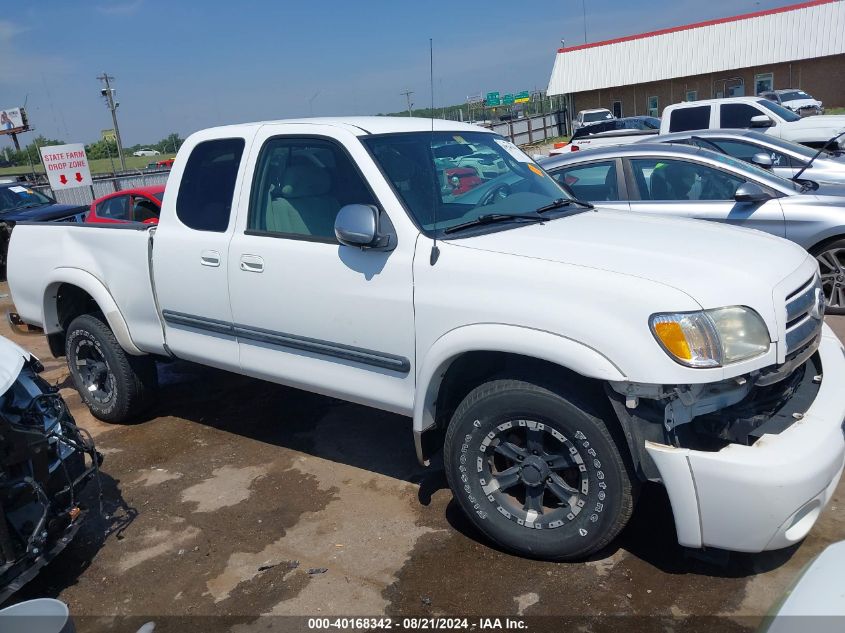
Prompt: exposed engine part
<box><xmin>0</xmin><ymin>356</ymin><xmax>102</xmax><ymax>604</ymax></box>
<box><xmin>607</xmin><ymin>354</ymin><xmax>822</xmax><ymax>480</ymax></box>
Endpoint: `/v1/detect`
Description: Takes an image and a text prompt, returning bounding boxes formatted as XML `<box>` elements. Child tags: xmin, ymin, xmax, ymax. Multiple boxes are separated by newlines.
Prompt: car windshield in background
<box><xmin>757</xmin><ymin>99</ymin><xmax>801</xmax><ymax>122</ymax></box>
<box><xmin>364</xmin><ymin>131</ymin><xmax>575</xmax><ymax>237</ymax></box>
<box><xmin>618</xmin><ymin>117</ymin><xmax>660</xmax><ymax>130</ymax></box>
<box><xmin>584</xmin><ymin>111</ymin><xmax>613</xmax><ymax>123</ymax></box>
<box><xmin>0</xmin><ymin>185</ymin><xmax>54</xmax><ymax>213</ymax></box>
<box><xmin>572</xmin><ymin>117</ymin><xmax>660</xmax><ymax>140</ymax></box>
<box><xmin>706</xmin><ymin>151</ymin><xmax>802</xmax><ymax>191</ymax></box>
<box><xmin>747</xmin><ymin>132</ymin><xmax>830</xmax><ymax>160</ymax></box>
<box><xmin>780</xmin><ymin>91</ymin><xmax>812</xmax><ymax>102</ymax></box>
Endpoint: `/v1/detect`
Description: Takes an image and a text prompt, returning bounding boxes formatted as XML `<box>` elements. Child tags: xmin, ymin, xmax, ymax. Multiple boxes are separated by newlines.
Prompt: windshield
<box><xmin>0</xmin><ymin>185</ymin><xmax>54</xmax><ymax>213</ymax></box>
<box><xmin>153</xmin><ymin>191</ymin><xmax>164</xmax><ymax>201</ymax></box>
<box><xmin>780</xmin><ymin>91</ymin><xmax>811</xmax><ymax>102</ymax></box>
<box><xmin>705</xmin><ymin>151</ymin><xmax>802</xmax><ymax>192</ymax></box>
<box><xmin>742</xmin><ymin>132</ymin><xmax>829</xmax><ymax>160</ymax></box>
<box><xmin>363</xmin><ymin>131</ymin><xmax>574</xmax><ymax>237</ymax></box>
<box><xmin>757</xmin><ymin>99</ymin><xmax>801</xmax><ymax>122</ymax></box>
<box><xmin>584</xmin><ymin>111</ymin><xmax>613</xmax><ymax>123</ymax></box>
<box><xmin>620</xmin><ymin>117</ymin><xmax>660</xmax><ymax>130</ymax></box>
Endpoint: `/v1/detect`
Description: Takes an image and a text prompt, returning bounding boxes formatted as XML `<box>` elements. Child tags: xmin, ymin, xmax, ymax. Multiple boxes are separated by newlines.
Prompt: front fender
<box><xmin>412</xmin><ymin>323</ymin><xmax>626</xmax><ymax>437</ymax></box>
<box><xmin>42</xmin><ymin>268</ymin><xmax>143</xmax><ymax>356</ymax></box>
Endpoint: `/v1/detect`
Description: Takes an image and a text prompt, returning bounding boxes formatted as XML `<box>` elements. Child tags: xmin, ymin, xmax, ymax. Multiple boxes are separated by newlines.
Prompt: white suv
<box><xmin>573</xmin><ymin>108</ymin><xmax>614</xmax><ymax>132</ymax></box>
<box><xmin>660</xmin><ymin>97</ymin><xmax>845</xmax><ymax>149</ymax></box>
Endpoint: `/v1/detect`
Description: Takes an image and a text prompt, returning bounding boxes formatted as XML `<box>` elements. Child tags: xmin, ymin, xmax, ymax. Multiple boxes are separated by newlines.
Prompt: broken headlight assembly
<box><xmin>650</xmin><ymin>306</ymin><xmax>770</xmax><ymax>368</ymax></box>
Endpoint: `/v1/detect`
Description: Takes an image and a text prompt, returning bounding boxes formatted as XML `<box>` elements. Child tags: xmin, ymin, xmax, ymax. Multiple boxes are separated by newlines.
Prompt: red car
<box><xmin>445</xmin><ymin>167</ymin><xmax>484</xmax><ymax>195</ymax></box>
<box><xmin>86</xmin><ymin>185</ymin><xmax>164</xmax><ymax>225</ymax></box>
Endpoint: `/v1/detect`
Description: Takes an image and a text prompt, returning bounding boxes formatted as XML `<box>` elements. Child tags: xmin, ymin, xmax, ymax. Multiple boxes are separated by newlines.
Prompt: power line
<box><xmin>97</xmin><ymin>72</ymin><xmax>126</xmax><ymax>171</ymax></box>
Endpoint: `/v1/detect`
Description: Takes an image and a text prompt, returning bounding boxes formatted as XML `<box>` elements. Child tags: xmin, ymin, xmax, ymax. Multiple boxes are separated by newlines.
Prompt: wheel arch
<box><xmin>42</xmin><ymin>268</ymin><xmax>143</xmax><ymax>357</ymax></box>
<box><xmin>807</xmin><ymin>232</ymin><xmax>845</xmax><ymax>257</ymax></box>
<box><xmin>413</xmin><ymin>324</ymin><xmax>627</xmax><ymax>465</ymax></box>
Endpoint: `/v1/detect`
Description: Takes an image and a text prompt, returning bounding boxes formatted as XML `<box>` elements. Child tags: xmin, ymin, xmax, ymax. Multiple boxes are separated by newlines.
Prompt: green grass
<box><xmin>0</xmin><ymin>153</ymin><xmax>176</xmax><ymax>178</ymax></box>
<box><xmin>827</xmin><ymin>107</ymin><xmax>845</xmax><ymax>115</ymax></box>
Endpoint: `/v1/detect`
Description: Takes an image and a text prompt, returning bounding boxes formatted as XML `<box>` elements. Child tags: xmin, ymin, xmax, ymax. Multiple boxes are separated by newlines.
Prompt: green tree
<box><xmin>85</xmin><ymin>139</ymin><xmax>119</xmax><ymax>161</ymax></box>
<box><xmin>154</xmin><ymin>133</ymin><xmax>183</xmax><ymax>154</ymax></box>
<box><xmin>8</xmin><ymin>135</ymin><xmax>64</xmax><ymax>167</ymax></box>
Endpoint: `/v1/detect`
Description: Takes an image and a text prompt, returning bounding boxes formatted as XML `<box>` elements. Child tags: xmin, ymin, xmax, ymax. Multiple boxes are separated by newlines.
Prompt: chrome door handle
<box><xmin>200</xmin><ymin>250</ymin><xmax>220</xmax><ymax>267</ymax></box>
<box><xmin>240</xmin><ymin>254</ymin><xmax>264</xmax><ymax>273</ymax></box>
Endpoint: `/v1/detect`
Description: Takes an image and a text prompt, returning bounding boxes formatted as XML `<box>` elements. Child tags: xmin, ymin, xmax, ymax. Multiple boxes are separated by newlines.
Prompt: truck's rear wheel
<box><xmin>444</xmin><ymin>378</ymin><xmax>634</xmax><ymax>560</ymax></box>
<box><xmin>65</xmin><ymin>314</ymin><xmax>156</xmax><ymax>423</ymax></box>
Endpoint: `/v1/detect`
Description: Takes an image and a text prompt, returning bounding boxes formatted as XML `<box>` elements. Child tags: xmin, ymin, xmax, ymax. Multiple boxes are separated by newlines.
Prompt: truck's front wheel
<box><xmin>444</xmin><ymin>378</ymin><xmax>634</xmax><ymax>560</ymax></box>
<box><xmin>66</xmin><ymin>314</ymin><xmax>156</xmax><ymax>423</ymax></box>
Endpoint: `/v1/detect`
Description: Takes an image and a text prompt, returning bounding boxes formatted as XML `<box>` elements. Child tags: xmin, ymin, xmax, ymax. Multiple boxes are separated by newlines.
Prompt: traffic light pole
<box><xmin>98</xmin><ymin>72</ymin><xmax>126</xmax><ymax>172</ymax></box>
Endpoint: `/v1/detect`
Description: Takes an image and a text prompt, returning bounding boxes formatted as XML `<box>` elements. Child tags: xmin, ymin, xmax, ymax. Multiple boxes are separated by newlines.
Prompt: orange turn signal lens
<box><xmin>653</xmin><ymin>321</ymin><xmax>692</xmax><ymax>361</ymax></box>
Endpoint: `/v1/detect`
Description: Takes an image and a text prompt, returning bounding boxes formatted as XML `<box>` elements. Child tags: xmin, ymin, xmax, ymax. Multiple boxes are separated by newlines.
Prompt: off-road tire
<box><xmin>65</xmin><ymin>314</ymin><xmax>156</xmax><ymax>423</ymax></box>
<box><xmin>444</xmin><ymin>378</ymin><xmax>634</xmax><ymax>560</ymax></box>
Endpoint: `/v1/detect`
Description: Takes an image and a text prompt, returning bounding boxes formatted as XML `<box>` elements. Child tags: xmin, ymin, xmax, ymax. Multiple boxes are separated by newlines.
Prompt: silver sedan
<box><xmin>648</xmin><ymin>129</ymin><xmax>845</xmax><ymax>185</ymax></box>
<box><xmin>540</xmin><ymin>143</ymin><xmax>845</xmax><ymax>312</ymax></box>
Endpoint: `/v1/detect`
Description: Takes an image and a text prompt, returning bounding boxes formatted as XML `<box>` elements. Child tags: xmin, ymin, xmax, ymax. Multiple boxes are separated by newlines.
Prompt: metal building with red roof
<box><xmin>548</xmin><ymin>0</ymin><xmax>845</xmax><ymax>119</ymax></box>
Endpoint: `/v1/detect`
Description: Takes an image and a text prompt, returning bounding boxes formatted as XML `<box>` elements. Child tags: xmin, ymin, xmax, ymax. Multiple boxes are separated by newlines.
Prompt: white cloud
<box><xmin>0</xmin><ymin>20</ymin><xmax>71</xmax><ymax>85</ymax></box>
<box><xmin>0</xmin><ymin>20</ymin><xmax>26</xmax><ymax>41</ymax></box>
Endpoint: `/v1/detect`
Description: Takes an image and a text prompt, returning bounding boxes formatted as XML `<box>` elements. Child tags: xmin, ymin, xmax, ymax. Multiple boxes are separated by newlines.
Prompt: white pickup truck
<box><xmin>7</xmin><ymin>117</ymin><xmax>845</xmax><ymax>561</ymax></box>
<box><xmin>661</xmin><ymin>97</ymin><xmax>845</xmax><ymax>149</ymax></box>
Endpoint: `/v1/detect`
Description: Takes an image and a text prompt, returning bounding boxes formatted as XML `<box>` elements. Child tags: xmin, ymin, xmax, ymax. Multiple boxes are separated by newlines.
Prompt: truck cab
<box><xmin>661</xmin><ymin>97</ymin><xmax>845</xmax><ymax>149</ymax></box>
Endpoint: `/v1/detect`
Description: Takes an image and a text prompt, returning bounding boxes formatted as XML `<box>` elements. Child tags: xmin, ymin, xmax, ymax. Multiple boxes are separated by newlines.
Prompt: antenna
<box><xmin>429</xmin><ymin>37</ymin><xmax>440</xmax><ymax>266</ymax></box>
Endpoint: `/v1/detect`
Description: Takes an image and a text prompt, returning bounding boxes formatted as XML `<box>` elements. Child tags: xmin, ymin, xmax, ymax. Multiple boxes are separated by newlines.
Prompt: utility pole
<box><xmin>97</xmin><ymin>72</ymin><xmax>126</xmax><ymax>171</ymax></box>
<box><xmin>400</xmin><ymin>89</ymin><xmax>414</xmax><ymax>117</ymax></box>
<box><xmin>581</xmin><ymin>0</ymin><xmax>588</xmax><ymax>44</ymax></box>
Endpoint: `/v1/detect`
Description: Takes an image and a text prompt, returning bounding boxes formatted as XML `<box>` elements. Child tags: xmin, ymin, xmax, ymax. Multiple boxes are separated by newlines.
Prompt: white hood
<box><xmin>785</xmin><ymin>98</ymin><xmax>822</xmax><ymax>110</ymax></box>
<box><xmin>0</xmin><ymin>336</ymin><xmax>31</xmax><ymax>396</ymax></box>
<box><xmin>454</xmin><ymin>208</ymin><xmax>811</xmax><ymax>312</ymax></box>
<box><xmin>786</xmin><ymin>114</ymin><xmax>845</xmax><ymax>131</ymax></box>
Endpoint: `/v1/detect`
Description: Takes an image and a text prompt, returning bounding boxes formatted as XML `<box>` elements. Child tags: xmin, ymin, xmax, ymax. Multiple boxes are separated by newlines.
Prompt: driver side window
<box><xmin>630</xmin><ymin>158</ymin><xmax>745</xmax><ymax>201</ymax></box>
<box><xmin>248</xmin><ymin>137</ymin><xmax>377</xmax><ymax>242</ymax></box>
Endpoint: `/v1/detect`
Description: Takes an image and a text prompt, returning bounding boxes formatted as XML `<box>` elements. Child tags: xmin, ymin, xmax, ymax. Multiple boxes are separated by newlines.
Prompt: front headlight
<box><xmin>650</xmin><ymin>306</ymin><xmax>770</xmax><ymax>368</ymax></box>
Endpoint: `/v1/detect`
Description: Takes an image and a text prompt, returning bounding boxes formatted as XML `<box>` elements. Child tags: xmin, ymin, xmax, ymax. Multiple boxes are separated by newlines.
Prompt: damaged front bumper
<box><xmin>612</xmin><ymin>323</ymin><xmax>845</xmax><ymax>552</ymax></box>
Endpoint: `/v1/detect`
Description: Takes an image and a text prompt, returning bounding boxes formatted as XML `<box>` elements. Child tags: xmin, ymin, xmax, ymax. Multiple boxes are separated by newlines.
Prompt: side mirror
<box><xmin>334</xmin><ymin>204</ymin><xmax>394</xmax><ymax>250</ymax></box>
<box><xmin>735</xmin><ymin>182</ymin><xmax>772</xmax><ymax>203</ymax></box>
<box><xmin>751</xmin><ymin>152</ymin><xmax>774</xmax><ymax>169</ymax></box>
<box><xmin>750</xmin><ymin>115</ymin><xmax>774</xmax><ymax>128</ymax></box>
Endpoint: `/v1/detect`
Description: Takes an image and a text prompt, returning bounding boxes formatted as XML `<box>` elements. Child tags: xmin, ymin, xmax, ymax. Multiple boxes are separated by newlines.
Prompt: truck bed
<box><xmin>7</xmin><ymin>223</ymin><xmax>167</xmax><ymax>355</ymax></box>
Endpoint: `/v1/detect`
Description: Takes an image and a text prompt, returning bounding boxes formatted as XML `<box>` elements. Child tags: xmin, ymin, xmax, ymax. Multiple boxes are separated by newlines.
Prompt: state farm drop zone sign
<box><xmin>39</xmin><ymin>143</ymin><xmax>93</xmax><ymax>189</ymax></box>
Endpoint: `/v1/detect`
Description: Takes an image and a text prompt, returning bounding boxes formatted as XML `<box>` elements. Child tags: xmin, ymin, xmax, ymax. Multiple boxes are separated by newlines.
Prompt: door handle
<box><xmin>200</xmin><ymin>250</ymin><xmax>220</xmax><ymax>267</ymax></box>
<box><xmin>240</xmin><ymin>254</ymin><xmax>264</xmax><ymax>273</ymax></box>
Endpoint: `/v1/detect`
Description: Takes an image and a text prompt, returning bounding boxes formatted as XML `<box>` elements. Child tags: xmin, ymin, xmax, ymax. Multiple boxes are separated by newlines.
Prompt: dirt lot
<box><xmin>2</xmin><ymin>282</ymin><xmax>843</xmax><ymax>633</ymax></box>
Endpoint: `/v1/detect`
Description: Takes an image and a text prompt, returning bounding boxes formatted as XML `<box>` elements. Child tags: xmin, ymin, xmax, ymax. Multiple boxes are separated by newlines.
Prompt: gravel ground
<box><xmin>1</xmin><ymin>282</ymin><xmax>842</xmax><ymax>633</ymax></box>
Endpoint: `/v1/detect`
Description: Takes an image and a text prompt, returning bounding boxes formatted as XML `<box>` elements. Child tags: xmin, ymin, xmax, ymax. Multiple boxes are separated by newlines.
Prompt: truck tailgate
<box><xmin>7</xmin><ymin>223</ymin><xmax>166</xmax><ymax>355</ymax></box>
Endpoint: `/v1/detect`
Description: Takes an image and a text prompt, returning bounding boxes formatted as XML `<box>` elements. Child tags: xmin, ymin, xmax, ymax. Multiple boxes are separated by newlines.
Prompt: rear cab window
<box><xmin>668</xmin><ymin>106</ymin><xmax>711</xmax><ymax>132</ymax></box>
<box><xmin>176</xmin><ymin>138</ymin><xmax>245</xmax><ymax>232</ymax></box>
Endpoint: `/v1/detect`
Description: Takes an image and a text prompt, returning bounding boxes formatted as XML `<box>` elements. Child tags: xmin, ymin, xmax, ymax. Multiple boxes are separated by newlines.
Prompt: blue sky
<box><xmin>1</xmin><ymin>0</ymin><xmax>794</xmax><ymax>147</ymax></box>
